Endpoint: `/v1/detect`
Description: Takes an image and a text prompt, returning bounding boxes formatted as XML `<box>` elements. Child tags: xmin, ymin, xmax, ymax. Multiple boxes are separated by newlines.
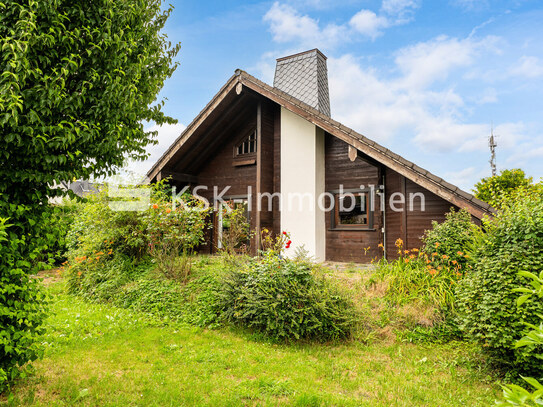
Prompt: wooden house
<box><xmin>148</xmin><ymin>49</ymin><xmax>492</xmax><ymax>263</ymax></box>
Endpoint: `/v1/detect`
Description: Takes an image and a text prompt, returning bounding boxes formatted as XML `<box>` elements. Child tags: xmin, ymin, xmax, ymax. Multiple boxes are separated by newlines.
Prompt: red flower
<box><xmin>282</xmin><ymin>231</ymin><xmax>287</xmax><ymax>235</ymax></box>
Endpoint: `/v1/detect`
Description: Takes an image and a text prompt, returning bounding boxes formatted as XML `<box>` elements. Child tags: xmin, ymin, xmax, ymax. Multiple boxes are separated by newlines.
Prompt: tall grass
<box><xmin>372</xmin><ymin>240</ymin><xmax>465</xmax><ymax>309</ymax></box>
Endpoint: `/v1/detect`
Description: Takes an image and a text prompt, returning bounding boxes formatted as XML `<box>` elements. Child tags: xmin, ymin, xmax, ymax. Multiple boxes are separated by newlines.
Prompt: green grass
<box><xmin>2</xmin><ymin>281</ymin><xmax>500</xmax><ymax>406</ymax></box>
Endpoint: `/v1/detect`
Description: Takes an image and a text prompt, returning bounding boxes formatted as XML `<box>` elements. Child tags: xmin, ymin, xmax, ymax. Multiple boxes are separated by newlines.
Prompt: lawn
<box><xmin>2</xmin><ymin>277</ymin><xmax>500</xmax><ymax>406</ymax></box>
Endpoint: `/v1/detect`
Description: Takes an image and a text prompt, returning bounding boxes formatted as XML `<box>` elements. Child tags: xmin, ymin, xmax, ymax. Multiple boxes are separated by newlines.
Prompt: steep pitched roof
<box><xmin>148</xmin><ymin>70</ymin><xmax>494</xmax><ymax>220</ymax></box>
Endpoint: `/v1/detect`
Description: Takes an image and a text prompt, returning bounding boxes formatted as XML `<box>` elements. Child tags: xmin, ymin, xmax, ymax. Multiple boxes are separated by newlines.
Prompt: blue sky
<box><xmin>134</xmin><ymin>0</ymin><xmax>543</xmax><ymax>191</ymax></box>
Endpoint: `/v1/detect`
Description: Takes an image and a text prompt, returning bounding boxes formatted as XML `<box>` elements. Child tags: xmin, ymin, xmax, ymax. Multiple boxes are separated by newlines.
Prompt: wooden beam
<box><xmin>159</xmin><ymin>171</ymin><xmax>198</xmax><ymax>184</ymax></box>
<box><xmin>401</xmin><ymin>175</ymin><xmax>408</xmax><ymax>249</ymax></box>
<box><xmin>348</xmin><ymin>145</ymin><xmax>357</xmax><ymax>161</ymax></box>
<box><xmin>255</xmin><ymin>101</ymin><xmax>262</xmax><ymax>253</ymax></box>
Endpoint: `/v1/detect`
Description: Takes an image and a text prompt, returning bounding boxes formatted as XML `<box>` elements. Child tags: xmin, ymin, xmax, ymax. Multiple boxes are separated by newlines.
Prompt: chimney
<box><xmin>273</xmin><ymin>49</ymin><xmax>331</xmax><ymax>117</ymax></box>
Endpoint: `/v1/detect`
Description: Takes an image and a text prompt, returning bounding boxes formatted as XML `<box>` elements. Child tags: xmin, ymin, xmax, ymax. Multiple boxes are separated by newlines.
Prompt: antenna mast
<box><xmin>489</xmin><ymin>125</ymin><xmax>497</xmax><ymax>177</ymax></box>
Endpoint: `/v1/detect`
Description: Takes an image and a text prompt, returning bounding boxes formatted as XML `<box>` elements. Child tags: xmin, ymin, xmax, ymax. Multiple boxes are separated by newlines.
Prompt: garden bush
<box><xmin>66</xmin><ymin>183</ymin><xmax>210</xmax><ymax>281</ymax></box>
<box><xmin>66</xmin><ymin>191</ymin><xmax>149</xmax><ymax>261</ymax></box>
<box><xmin>219</xmin><ymin>253</ymin><xmax>357</xmax><ymax>341</ymax></box>
<box><xmin>0</xmin><ymin>216</ymin><xmax>48</xmax><ymax>393</ymax></box>
<box><xmin>456</xmin><ymin>187</ymin><xmax>543</xmax><ymax>376</ymax></box>
<box><xmin>422</xmin><ymin>207</ymin><xmax>479</xmax><ymax>271</ymax></box>
<box><xmin>497</xmin><ymin>270</ymin><xmax>543</xmax><ymax>406</ymax></box>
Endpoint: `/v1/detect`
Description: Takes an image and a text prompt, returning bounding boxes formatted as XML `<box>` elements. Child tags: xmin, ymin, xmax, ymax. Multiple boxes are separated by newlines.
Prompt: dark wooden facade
<box><xmin>155</xmin><ymin>88</ymin><xmax>481</xmax><ymax>263</ymax></box>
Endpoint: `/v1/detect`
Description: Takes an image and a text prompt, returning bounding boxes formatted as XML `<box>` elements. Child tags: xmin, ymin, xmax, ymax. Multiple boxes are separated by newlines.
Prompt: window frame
<box><xmin>329</xmin><ymin>188</ymin><xmax>375</xmax><ymax>231</ymax></box>
<box><xmin>233</xmin><ymin>129</ymin><xmax>257</xmax><ymax>158</ymax></box>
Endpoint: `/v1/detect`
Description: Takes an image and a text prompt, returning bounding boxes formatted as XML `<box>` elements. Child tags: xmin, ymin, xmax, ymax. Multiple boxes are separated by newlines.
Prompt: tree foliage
<box><xmin>456</xmin><ymin>187</ymin><xmax>543</xmax><ymax>376</ymax></box>
<box><xmin>473</xmin><ymin>169</ymin><xmax>533</xmax><ymax>209</ymax></box>
<box><xmin>0</xmin><ymin>0</ymin><xmax>179</xmax><ymax>391</ymax></box>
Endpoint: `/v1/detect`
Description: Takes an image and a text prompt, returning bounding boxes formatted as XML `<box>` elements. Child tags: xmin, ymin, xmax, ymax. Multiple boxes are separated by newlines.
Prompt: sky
<box><xmin>130</xmin><ymin>0</ymin><xmax>543</xmax><ymax>192</ymax></box>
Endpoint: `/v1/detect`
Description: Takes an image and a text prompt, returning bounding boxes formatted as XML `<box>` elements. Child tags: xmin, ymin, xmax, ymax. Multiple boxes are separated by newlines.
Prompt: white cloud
<box><xmin>443</xmin><ymin>167</ymin><xmax>484</xmax><ymax>191</ymax></box>
<box><xmin>381</xmin><ymin>0</ymin><xmax>421</xmax><ymax>23</ymax></box>
<box><xmin>263</xmin><ymin>2</ymin><xmax>348</xmax><ymax>48</ymax></box>
<box><xmin>349</xmin><ymin>10</ymin><xmax>389</xmax><ymax>39</ymax></box>
<box><xmin>450</xmin><ymin>0</ymin><xmax>489</xmax><ymax>12</ymax></box>
<box><xmin>325</xmin><ymin>33</ymin><xmax>527</xmax><ymax>157</ymax></box>
<box><xmin>395</xmin><ymin>35</ymin><xmax>500</xmax><ymax>89</ymax></box>
<box><xmin>264</xmin><ymin>0</ymin><xmax>421</xmax><ymax>46</ymax></box>
<box><xmin>509</xmin><ymin>55</ymin><xmax>543</xmax><ymax>79</ymax></box>
<box><xmin>123</xmin><ymin>122</ymin><xmax>186</xmax><ymax>177</ymax></box>
<box><xmin>476</xmin><ymin>87</ymin><xmax>498</xmax><ymax>104</ymax></box>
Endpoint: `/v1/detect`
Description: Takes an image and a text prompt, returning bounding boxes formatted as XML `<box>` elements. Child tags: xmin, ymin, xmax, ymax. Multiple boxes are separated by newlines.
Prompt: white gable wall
<box><xmin>280</xmin><ymin>107</ymin><xmax>326</xmax><ymax>261</ymax></box>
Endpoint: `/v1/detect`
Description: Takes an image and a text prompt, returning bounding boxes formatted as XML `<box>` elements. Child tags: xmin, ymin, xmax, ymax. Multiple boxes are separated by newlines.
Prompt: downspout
<box><xmin>381</xmin><ymin>173</ymin><xmax>387</xmax><ymax>260</ymax></box>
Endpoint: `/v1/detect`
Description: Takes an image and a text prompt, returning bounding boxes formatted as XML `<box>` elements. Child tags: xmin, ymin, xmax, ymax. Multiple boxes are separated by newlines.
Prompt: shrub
<box><xmin>30</xmin><ymin>203</ymin><xmax>78</xmax><ymax>268</ymax></box>
<box><xmin>66</xmin><ymin>191</ymin><xmax>149</xmax><ymax>261</ymax></box>
<box><xmin>0</xmin><ymin>216</ymin><xmax>48</xmax><ymax>393</ymax></box>
<box><xmin>219</xmin><ymin>253</ymin><xmax>357</xmax><ymax>341</ymax></box>
<box><xmin>218</xmin><ymin>200</ymin><xmax>252</xmax><ymax>256</ymax></box>
<box><xmin>143</xmin><ymin>195</ymin><xmax>210</xmax><ymax>281</ymax></box>
<box><xmin>456</xmin><ymin>188</ymin><xmax>543</xmax><ymax>376</ymax></box>
<box><xmin>497</xmin><ymin>270</ymin><xmax>543</xmax><ymax>406</ymax></box>
<box><xmin>422</xmin><ymin>208</ymin><xmax>479</xmax><ymax>271</ymax></box>
<box><xmin>66</xmin><ymin>184</ymin><xmax>210</xmax><ymax>282</ymax></box>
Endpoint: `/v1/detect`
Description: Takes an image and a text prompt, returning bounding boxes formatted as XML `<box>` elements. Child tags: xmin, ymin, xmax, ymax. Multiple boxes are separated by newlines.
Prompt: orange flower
<box><xmin>412</xmin><ymin>248</ymin><xmax>419</xmax><ymax>252</ymax></box>
<box><xmin>152</xmin><ymin>204</ymin><xmax>159</xmax><ymax>209</ymax></box>
<box><xmin>457</xmin><ymin>251</ymin><xmax>463</xmax><ymax>256</ymax></box>
<box><xmin>435</xmin><ymin>242</ymin><xmax>440</xmax><ymax>248</ymax></box>
<box><xmin>378</xmin><ymin>243</ymin><xmax>384</xmax><ymax>249</ymax></box>
<box><xmin>428</xmin><ymin>269</ymin><xmax>438</xmax><ymax>276</ymax></box>
<box><xmin>442</xmin><ymin>255</ymin><xmax>449</xmax><ymax>260</ymax></box>
<box><xmin>166</xmin><ymin>208</ymin><xmax>171</xmax><ymax>214</ymax></box>
<box><xmin>77</xmin><ymin>271</ymin><xmax>82</xmax><ymax>276</ymax></box>
<box><xmin>452</xmin><ymin>260</ymin><xmax>457</xmax><ymax>265</ymax></box>
<box><xmin>404</xmin><ymin>249</ymin><xmax>410</xmax><ymax>254</ymax></box>
<box><xmin>395</xmin><ymin>238</ymin><xmax>404</xmax><ymax>248</ymax></box>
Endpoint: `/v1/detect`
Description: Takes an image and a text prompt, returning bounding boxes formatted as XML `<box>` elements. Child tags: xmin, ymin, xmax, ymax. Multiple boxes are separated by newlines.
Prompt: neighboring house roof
<box><xmin>148</xmin><ymin>70</ymin><xmax>494</xmax><ymax>220</ymax></box>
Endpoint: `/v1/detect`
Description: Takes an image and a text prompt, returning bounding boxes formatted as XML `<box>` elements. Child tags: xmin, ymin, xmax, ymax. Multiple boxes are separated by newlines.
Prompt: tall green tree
<box><xmin>473</xmin><ymin>169</ymin><xmax>533</xmax><ymax>209</ymax></box>
<box><xmin>0</xmin><ymin>0</ymin><xmax>180</xmax><ymax>391</ymax></box>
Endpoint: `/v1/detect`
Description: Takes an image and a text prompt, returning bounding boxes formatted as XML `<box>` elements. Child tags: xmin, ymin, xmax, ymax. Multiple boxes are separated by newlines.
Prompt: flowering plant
<box><xmin>143</xmin><ymin>195</ymin><xmax>210</xmax><ymax>281</ymax></box>
<box><xmin>260</xmin><ymin>228</ymin><xmax>291</xmax><ymax>256</ymax></box>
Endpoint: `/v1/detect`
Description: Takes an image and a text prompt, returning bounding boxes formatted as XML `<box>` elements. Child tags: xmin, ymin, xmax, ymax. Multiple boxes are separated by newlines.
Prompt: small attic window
<box><xmin>235</xmin><ymin>130</ymin><xmax>257</xmax><ymax>156</ymax></box>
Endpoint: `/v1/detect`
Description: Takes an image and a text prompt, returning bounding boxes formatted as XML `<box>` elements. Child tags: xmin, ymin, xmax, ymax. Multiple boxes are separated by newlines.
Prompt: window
<box><xmin>235</xmin><ymin>131</ymin><xmax>256</xmax><ymax>156</ymax></box>
<box><xmin>331</xmin><ymin>191</ymin><xmax>373</xmax><ymax>230</ymax></box>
